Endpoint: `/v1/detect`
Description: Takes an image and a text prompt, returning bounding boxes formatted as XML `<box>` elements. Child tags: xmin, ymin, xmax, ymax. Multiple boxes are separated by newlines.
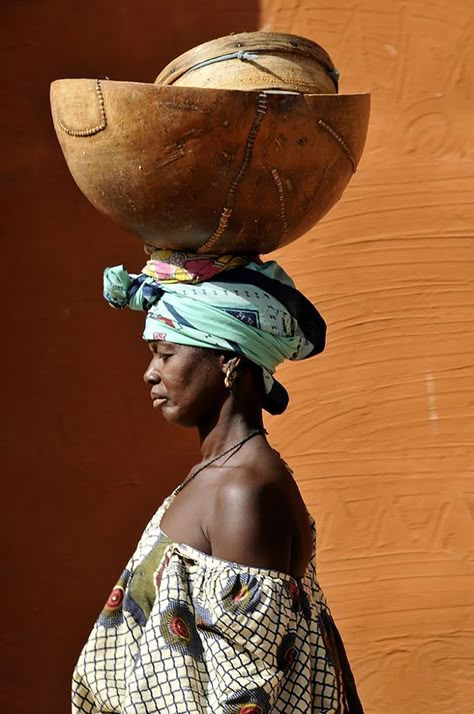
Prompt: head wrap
<box><xmin>103</xmin><ymin>250</ymin><xmax>326</xmax><ymax>414</ymax></box>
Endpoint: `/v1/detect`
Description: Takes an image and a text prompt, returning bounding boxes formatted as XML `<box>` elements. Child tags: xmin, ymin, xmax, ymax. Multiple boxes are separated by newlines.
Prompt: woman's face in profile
<box><xmin>143</xmin><ymin>341</ymin><xmax>225</xmax><ymax>427</ymax></box>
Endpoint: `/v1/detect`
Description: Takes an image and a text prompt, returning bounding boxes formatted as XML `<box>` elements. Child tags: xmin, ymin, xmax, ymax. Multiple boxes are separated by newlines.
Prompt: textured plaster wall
<box><xmin>263</xmin><ymin>2</ymin><xmax>474</xmax><ymax>712</ymax></box>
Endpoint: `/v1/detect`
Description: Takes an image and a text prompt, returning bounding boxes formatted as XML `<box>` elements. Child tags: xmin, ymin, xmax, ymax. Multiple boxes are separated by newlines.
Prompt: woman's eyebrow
<box><xmin>148</xmin><ymin>341</ymin><xmax>175</xmax><ymax>352</ymax></box>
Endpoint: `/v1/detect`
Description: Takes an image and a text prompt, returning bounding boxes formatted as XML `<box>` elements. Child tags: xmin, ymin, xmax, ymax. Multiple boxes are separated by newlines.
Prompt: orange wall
<box><xmin>264</xmin><ymin>2</ymin><xmax>474</xmax><ymax>712</ymax></box>
<box><xmin>1</xmin><ymin>4</ymin><xmax>258</xmax><ymax>714</ymax></box>
<box><xmin>2</xmin><ymin>2</ymin><xmax>473</xmax><ymax>714</ymax></box>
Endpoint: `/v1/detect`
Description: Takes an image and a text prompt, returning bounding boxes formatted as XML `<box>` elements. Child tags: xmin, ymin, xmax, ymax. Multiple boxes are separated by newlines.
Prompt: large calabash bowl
<box><xmin>50</xmin><ymin>32</ymin><xmax>370</xmax><ymax>254</ymax></box>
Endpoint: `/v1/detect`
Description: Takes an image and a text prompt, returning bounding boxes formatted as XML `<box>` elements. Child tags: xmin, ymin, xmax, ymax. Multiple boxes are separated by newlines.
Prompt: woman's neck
<box><xmin>198</xmin><ymin>404</ymin><xmax>264</xmax><ymax>460</ymax></box>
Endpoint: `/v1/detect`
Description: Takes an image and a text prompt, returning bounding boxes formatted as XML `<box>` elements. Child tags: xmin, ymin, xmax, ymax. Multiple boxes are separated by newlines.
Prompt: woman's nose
<box><xmin>143</xmin><ymin>358</ymin><xmax>161</xmax><ymax>385</ymax></box>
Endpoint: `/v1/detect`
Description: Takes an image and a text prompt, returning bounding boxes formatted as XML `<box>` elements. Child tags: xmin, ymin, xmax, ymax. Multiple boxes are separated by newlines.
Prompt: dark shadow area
<box><xmin>0</xmin><ymin>2</ymin><xmax>260</xmax><ymax>712</ymax></box>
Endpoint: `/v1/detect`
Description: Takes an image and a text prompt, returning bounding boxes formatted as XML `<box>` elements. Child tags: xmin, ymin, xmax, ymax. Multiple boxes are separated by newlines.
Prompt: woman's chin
<box><xmin>156</xmin><ymin>402</ymin><xmax>190</xmax><ymax>427</ymax></box>
<box><xmin>156</xmin><ymin>400</ymin><xmax>174</xmax><ymax>419</ymax></box>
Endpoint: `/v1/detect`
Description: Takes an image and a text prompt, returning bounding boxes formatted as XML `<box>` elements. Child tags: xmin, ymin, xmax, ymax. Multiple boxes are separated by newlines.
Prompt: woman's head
<box><xmin>144</xmin><ymin>341</ymin><xmax>265</xmax><ymax>428</ymax></box>
<box><xmin>104</xmin><ymin>253</ymin><xmax>326</xmax><ymax>417</ymax></box>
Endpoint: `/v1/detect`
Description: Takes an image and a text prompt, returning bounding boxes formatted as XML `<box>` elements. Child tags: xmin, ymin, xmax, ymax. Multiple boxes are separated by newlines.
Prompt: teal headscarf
<box><xmin>103</xmin><ymin>253</ymin><xmax>325</xmax><ymax>414</ymax></box>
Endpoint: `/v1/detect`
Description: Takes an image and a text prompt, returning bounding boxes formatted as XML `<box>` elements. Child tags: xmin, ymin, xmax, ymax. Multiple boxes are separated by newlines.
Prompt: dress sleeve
<box><xmin>121</xmin><ymin>544</ymin><xmax>304</xmax><ymax>714</ymax></box>
<box><xmin>193</xmin><ymin>556</ymin><xmax>300</xmax><ymax>712</ymax></box>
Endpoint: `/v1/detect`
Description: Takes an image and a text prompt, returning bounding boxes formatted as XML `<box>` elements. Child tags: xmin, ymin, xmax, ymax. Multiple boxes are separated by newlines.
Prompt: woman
<box><xmin>72</xmin><ymin>250</ymin><xmax>363</xmax><ymax>713</ymax></box>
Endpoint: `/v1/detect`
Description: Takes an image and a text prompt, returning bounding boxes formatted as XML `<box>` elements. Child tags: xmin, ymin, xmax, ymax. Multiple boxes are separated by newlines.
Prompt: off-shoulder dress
<box><xmin>72</xmin><ymin>487</ymin><xmax>363</xmax><ymax>713</ymax></box>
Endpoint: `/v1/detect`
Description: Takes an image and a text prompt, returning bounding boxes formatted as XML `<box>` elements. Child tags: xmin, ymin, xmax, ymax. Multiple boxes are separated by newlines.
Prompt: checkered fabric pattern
<box><xmin>72</xmin><ymin>492</ymin><xmax>346</xmax><ymax>713</ymax></box>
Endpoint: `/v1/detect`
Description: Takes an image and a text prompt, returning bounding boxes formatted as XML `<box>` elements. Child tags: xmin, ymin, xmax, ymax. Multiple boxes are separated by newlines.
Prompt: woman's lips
<box><xmin>152</xmin><ymin>397</ymin><xmax>168</xmax><ymax>408</ymax></box>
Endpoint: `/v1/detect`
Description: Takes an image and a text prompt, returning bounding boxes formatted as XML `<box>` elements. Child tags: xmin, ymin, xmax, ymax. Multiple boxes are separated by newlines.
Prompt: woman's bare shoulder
<box><xmin>205</xmin><ymin>446</ymin><xmax>305</xmax><ymax>572</ymax></box>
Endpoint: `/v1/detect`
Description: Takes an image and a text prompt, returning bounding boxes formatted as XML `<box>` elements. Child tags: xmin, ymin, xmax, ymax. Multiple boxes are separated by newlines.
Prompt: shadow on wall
<box><xmin>0</xmin><ymin>3</ymin><xmax>260</xmax><ymax>714</ymax></box>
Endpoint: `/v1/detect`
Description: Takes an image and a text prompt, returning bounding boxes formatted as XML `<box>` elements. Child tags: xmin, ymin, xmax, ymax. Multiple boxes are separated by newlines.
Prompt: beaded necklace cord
<box><xmin>175</xmin><ymin>428</ymin><xmax>266</xmax><ymax>495</ymax></box>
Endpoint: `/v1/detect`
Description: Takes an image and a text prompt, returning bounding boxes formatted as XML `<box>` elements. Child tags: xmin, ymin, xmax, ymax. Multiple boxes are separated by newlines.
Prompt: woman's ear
<box><xmin>220</xmin><ymin>353</ymin><xmax>242</xmax><ymax>375</ymax></box>
<box><xmin>220</xmin><ymin>353</ymin><xmax>242</xmax><ymax>389</ymax></box>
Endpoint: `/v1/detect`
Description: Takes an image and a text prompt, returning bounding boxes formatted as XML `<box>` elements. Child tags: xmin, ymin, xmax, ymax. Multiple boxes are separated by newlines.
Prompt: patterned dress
<box><xmin>72</xmin><ymin>489</ymin><xmax>362</xmax><ymax>713</ymax></box>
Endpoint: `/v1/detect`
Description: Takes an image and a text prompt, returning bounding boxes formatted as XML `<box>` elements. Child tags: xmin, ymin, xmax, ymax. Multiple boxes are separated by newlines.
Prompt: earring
<box><xmin>224</xmin><ymin>365</ymin><xmax>235</xmax><ymax>389</ymax></box>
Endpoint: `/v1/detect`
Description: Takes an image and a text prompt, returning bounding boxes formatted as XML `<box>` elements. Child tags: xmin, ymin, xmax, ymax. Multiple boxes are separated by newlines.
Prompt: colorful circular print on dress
<box><xmin>317</xmin><ymin>609</ymin><xmax>338</xmax><ymax>668</ymax></box>
<box><xmin>194</xmin><ymin>601</ymin><xmax>216</xmax><ymax>629</ymax></box>
<box><xmin>285</xmin><ymin>579</ymin><xmax>312</xmax><ymax>621</ymax></box>
<box><xmin>97</xmin><ymin>569</ymin><xmax>131</xmax><ymax>628</ymax></box>
<box><xmin>159</xmin><ymin>600</ymin><xmax>203</xmax><ymax>660</ymax></box>
<box><xmin>222</xmin><ymin>687</ymin><xmax>270</xmax><ymax>714</ymax></box>
<box><xmin>221</xmin><ymin>573</ymin><xmax>261</xmax><ymax>614</ymax></box>
<box><xmin>286</xmin><ymin>579</ymin><xmax>299</xmax><ymax>610</ymax></box>
<box><xmin>277</xmin><ymin>632</ymin><xmax>297</xmax><ymax>671</ymax></box>
<box><xmin>299</xmin><ymin>585</ymin><xmax>312</xmax><ymax>622</ymax></box>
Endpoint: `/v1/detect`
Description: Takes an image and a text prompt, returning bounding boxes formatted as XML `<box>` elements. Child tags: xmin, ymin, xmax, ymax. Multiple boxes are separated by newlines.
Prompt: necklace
<box><xmin>175</xmin><ymin>428</ymin><xmax>265</xmax><ymax>495</ymax></box>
